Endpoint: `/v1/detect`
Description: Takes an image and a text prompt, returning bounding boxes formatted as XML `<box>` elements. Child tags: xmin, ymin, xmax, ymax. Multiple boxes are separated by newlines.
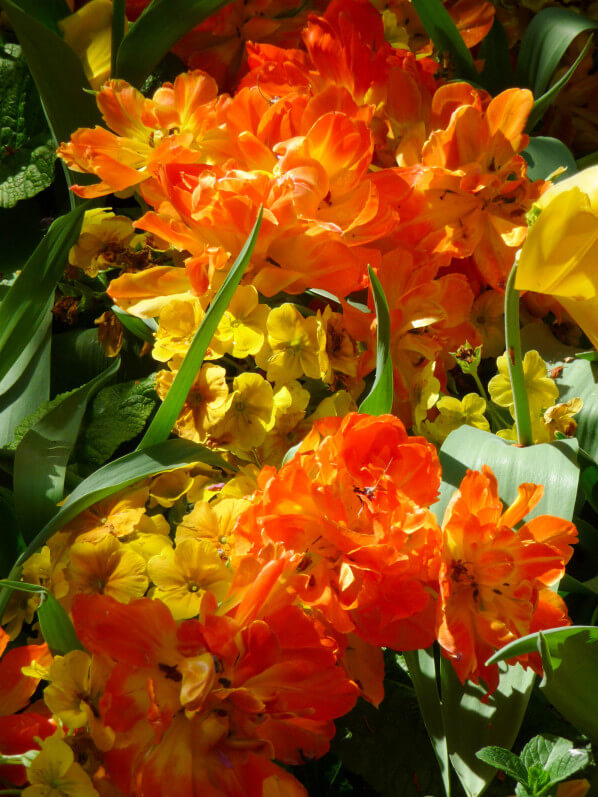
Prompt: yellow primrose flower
<box><xmin>212</xmin><ymin>372</ymin><xmax>274</xmax><ymax>451</ymax></box>
<box><xmin>59</xmin><ymin>0</ymin><xmax>115</xmax><ymax>90</ymax></box>
<box><xmin>257</xmin><ymin>382</ymin><xmax>311</xmax><ymax>466</ymax></box>
<box><xmin>67</xmin><ymin>535</ymin><xmax>148</xmax><ymax>603</ymax></box>
<box><xmin>516</xmin><ymin>165</ymin><xmax>598</xmax><ymax>349</ymax></box>
<box><xmin>176</xmin><ymin>498</ymin><xmax>250</xmax><ymax>558</ymax></box>
<box><xmin>24</xmin><ymin>732</ymin><xmax>98</xmax><ymax>797</ymax></box>
<box><xmin>148</xmin><ymin>539</ymin><xmax>231</xmax><ymax>620</ymax></box>
<box><xmin>423</xmin><ymin>393</ymin><xmax>490</xmax><ymax>446</ymax></box>
<box><xmin>149</xmin><ymin>469</ymin><xmax>194</xmax><ymax>508</ymax></box>
<box><xmin>544</xmin><ymin>397</ymin><xmax>583</xmax><ymax>437</ymax></box>
<box><xmin>219</xmin><ymin>464</ymin><xmax>260</xmax><ymax>500</ymax></box>
<box><xmin>471</xmin><ymin>290</ymin><xmax>505</xmax><ymax>358</ymax></box>
<box><xmin>488</xmin><ymin>350</ymin><xmax>559</xmax><ymax>417</ymax></box>
<box><xmin>44</xmin><ymin>651</ymin><xmax>114</xmax><ymax>751</ymax></box>
<box><xmin>62</xmin><ymin>486</ymin><xmax>149</xmax><ymax>543</ymax></box>
<box><xmin>216</xmin><ymin>285</ymin><xmax>269</xmax><ymax>358</ymax></box>
<box><xmin>68</xmin><ymin>208</ymin><xmax>136</xmax><ymax>277</ymax></box>
<box><xmin>153</xmin><ymin>297</ymin><xmax>227</xmax><ymax>364</ymax></box>
<box><xmin>412</xmin><ymin>361</ymin><xmax>441</xmax><ymax>434</ymax></box>
<box><xmin>261</xmin><ymin>304</ymin><xmax>328</xmax><ymax>384</ymax></box>
<box><xmin>156</xmin><ymin>362</ymin><xmax>229</xmax><ymax>444</ymax></box>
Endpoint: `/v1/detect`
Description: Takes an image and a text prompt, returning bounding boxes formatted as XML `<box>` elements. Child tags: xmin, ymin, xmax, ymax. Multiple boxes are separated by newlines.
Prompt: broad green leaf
<box><xmin>478</xmin><ymin>16</ymin><xmax>513</xmax><ymax>95</ymax></box>
<box><xmin>489</xmin><ymin>627</ymin><xmax>598</xmax><ymax>745</ymax></box>
<box><xmin>139</xmin><ymin>208</ymin><xmax>262</xmax><ymax>449</ymax></box>
<box><xmin>0</xmin><ymin>0</ymin><xmax>100</xmax><ymax>146</ymax></box>
<box><xmin>0</xmin><ymin>309</ymin><xmax>51</xmax><ymax>447</ymax></box>
<box><xmin>0</xmin><ymin>43</ymin><xmax>55</xmax><ymax>208</ymax></box>
<box><xmin>9</xmin><ymin>0</ymin><xmax>71</xmax><ymax>34</ymax></box>
<box><xmin>433</xmin><ymin>426</ymin><xmax>580</xmax><ymax>525</ymax></box>
<box><xmin>516</xmin><ymin>7</ymin><xmax>598</xmax><ymax>97</ymax></box>
<box><xmin>527</xmin><ymin>34</ymin><xmax>594</xmax><ymax>131</ymax></box>
<box><xmin>440</xmin><ymin>659</ymin><xmax>535</xmax><ymax>797</ymax></box>
<box><xmin>51</xmin><ymin>328</ymin><xmax>111</xmax><ymax>394</ymax></box>
<box><xmin>359</xmin><ymin>268</ymin><xmax>393</xmax><ymax>415</ymax></box>
<box><xmin>411</xmin><ymin>0</ymin><xmax>479</xmax><ymax>84</ymax></box>
<box><xmin>475</xmin><ymin>747</ymin><xmax>527</xmax><ymax>785</ymax></box>
<box><xmin>523</xmin><ymin>137</ymin><xmax>578</xmax><ymax>182</ymax></box>
<box><xmin>14</xmin><ymin>359</ymin><xmax>120</xmax><ymax>542</ymax></box>
<box><xmin>0</xmin><ymin>580</ymin><xmax>83</xmax><ymax>654</ymax></box>
<box><xmin>116</xmin><ymin>0</ymin><xmax>232</xmax><ymax>86</ymax></box>
<box><xmin>0</xmin><ymin>203</ymin><xmax>86</xmax><ymax>384</ymax></box>
<box><xmin>404</xmin><ymin>647</ymin><xmax>451</xmax><ymax>796</ymax></box>
<box><xmin>75</xmin><ymin>375</ymin><xmax>158</xmax><ymax>468</ymax></box>
<box><xmin>487</xmin><ymin>626</ymin><xmax>598</xmax><ymax>665</ymax></box>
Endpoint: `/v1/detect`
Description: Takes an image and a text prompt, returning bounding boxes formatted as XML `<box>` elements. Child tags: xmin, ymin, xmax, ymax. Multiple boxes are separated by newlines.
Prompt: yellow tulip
<box><xmin>59</xmin><ymin>0</ymin><xmax>116</xmax><ymax>90</ymax></box>
<box><xmin>515</xmin><ymin>166</ymin><xmax>598</xmax><ymax>349</ymax></box>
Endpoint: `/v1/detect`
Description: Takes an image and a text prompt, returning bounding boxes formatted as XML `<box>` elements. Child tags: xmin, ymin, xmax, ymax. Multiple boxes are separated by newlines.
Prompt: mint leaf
<box><xmin>521</xmin><ymin>736</ymin><xmax>569</xmax><ymax>771</ymax></box>
<box><xmin>476</xmin><ymin>747</ymin><xmax>528</xmax><ymax>784</ymax></box>
<box><xmin>75</xmin><ymin>376</ymin><xmax>158</xmax><ymax>467</ymax></box>
<box><xmin>0</xmin><ymin>42</ymin><xmax>55</xmax><ymax>208</ymax></box>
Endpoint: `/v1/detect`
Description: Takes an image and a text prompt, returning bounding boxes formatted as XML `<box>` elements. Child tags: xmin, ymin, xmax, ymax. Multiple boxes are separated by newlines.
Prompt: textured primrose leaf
<box><xmin>75</xmin><ymin>375</ymin><xmax>158</xmax><ymax>468</ymax></box>
<box><xmin>475</xmin><ymin>747</ymin><xmax>527</xmax><ymax>785</ymax></box>
<box><xmin>0</xmin><ymin>43</ymin><xmax>55</xmax><ymax>208</ymax></box>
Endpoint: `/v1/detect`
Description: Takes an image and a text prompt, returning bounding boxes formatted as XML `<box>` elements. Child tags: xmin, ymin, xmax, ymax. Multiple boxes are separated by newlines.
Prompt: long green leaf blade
<box><xmin>0</xmin><ymin>203</ymin><xmax>86</xmax><ymax>384</ymax></box>
<box><xmin>14</xmin><ymin>358</ymin><xmax>120</xmax><ymax>543</ymax></box>
<box><xmin>116</xmin><ymin>0</ymin><xmax>232</xmax><ymax>87</ymax></box>
<box><xmin>516</xmin><ymin>7</ymin><xmax>598</xmax><ymax>97</ymax></box>
<box><xmin>359</xmin><ymin>267</ymin><xmax>393</xmax><ymax>415</ymax></box>
<box><xmin>139</xmin><ymin>208</ymin><xmax>262</xmax><ymax>449</ymax></box>
<box><xmin>405</xmin><ymin>648</ymin><xmax>451</xmax><ymax>796</ymax></box>
<box><xmin>411</xmin><ymin>0</ymin><xmax>479</xmax><ymax>84</ymax></box>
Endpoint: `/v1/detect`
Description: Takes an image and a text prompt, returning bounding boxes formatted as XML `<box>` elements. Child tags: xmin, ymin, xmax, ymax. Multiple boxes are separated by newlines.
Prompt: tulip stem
<box><xmin>504</xmin><ymin>262</ymin><xmax>533</xmax><ymax>446</ymax></box>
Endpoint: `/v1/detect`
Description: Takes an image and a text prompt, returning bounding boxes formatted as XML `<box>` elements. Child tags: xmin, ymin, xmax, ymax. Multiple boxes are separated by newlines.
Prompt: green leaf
<box><xmin>0</xmin><ymin>43</ymin><xmax>55</xmax><ymax>208</ymax></box>
<box><xmin>75</xmin><ymin>375</ymin><xmax>158</xmax><ymax>468</ymax></box>
<box><xmin>51</xmin><ymin>328</ymin><xmax>112</xmax><ymax>394</ymax></box>
<box><xmin>359</xmin><ymin>268</ymin><xmax>393</xmax><ymax>415</ymax></box>
<box><xmin>433</xmin><ymin>426</ymin><xmax>580</xmax><ymax>525</ymax></box>
<box><xmin>38</xmin><ymin>591</ymin><xmax>85</xmax><ymax>655</ymax></box>
<box><xmin>6</xmin><ymin>386</ymin><xmax>79</xmax><ymax>451</ymax></box>
<box><xmin>0</xmin><ymin>308</ymin><xmax>51</xmax><ymax>447</ymax></box>
<box><xmin>516</xmin><ymin>7</ymin><xmax>598</xmax><ymax>98</ymax></box>
<box><xmin>519</xmin><ymin>735</ymin><xmax>590</xmax><ymax>787</ymax></box>
<box><xmin>475</xmin><ymin>747</ymin><xmax>527</xmax><ymax>785</ymax></box>
<box><xmin>523</xmin><ymin>137</ymin><xmax>578</xmax><ymax>182</ymax></box>
<box><xmin>112</xmin><ymin>0</ymin><xmax>126</xmax><ymax>77</ymax></box>
<box><xmin>478</xmin><ymin>16</ymin><xmax>513</xmax><ymax>95</ymax></box>
<box><xmin>404</xmin><ymin>647</ymin><xmax>451</xmax><ymax>796</ymax></box>
<box><xmin>411</xmin><ymin>0</ymin><xmax>479</xmax><ymax>84</ymax></box>
<box><xmin>139</xmin><ymin>208</ymin><xmax>262</xmax><ymax>449</ymax></box>
<box><xmin>8</xmin><ymin>0</ymin><xmax>71</xmax><ymax>35</ymax></box>
<box><xmin>116</xmin><ymin>0</ymin><xmax>232</xmax><ymax>87</ymax></box>
<box><xmin>0</xmin><ymin>490</ymin><xmax>25</xmax><ymax>578</ymax></box>
<box><xmin>527</xmin><ymin>33</ymin><xmax>594</xmax><ymax>131</ymax></box>
<box><xmin>488</xmin><ymin>627</ymin><xmax>598</xmax><ymax>745</ymax></box>
<box><xmin>13</xmin><ymin>359</ymin><xmax>120</xmax><ymax>543</ymax></box>
<box><xmin>112</xmin><ymin>305</ymin><xmax>157</xmax><ymax>344</ymax></box>
<box><xmin>0</xmin><ymin>580</ymin><xmax>83</xmax><ymax>654</ymax></box>
<box><xmin>0</xmin><ymin>0</ymin><xmax>100</xmax><ymax>146</ymax></box>
<box><xmin>440</xmin><ymin>659</ymin><xmax>535</xmax><ymax>797</ymax></box>
<box><xmin>0</xmin><ymin>203</ymin><xmax>86</xmax><ymax>384</ymax></box>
